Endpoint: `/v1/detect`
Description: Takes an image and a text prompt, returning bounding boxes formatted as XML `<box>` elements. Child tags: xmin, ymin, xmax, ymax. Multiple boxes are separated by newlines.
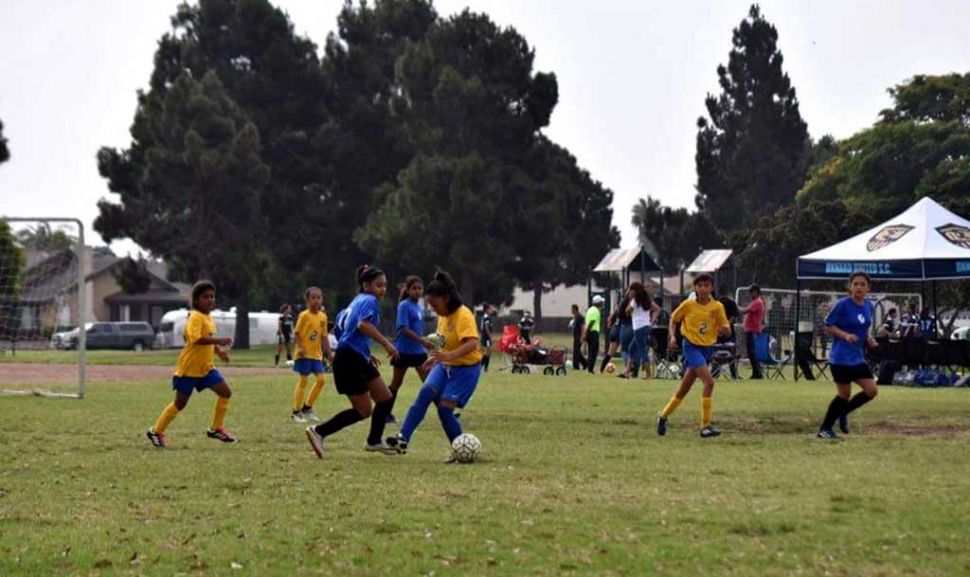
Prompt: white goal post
<box><xmin>0</xmin><ymin>217</ymin><xmax>87</xmax><ymax>398</ymax></box>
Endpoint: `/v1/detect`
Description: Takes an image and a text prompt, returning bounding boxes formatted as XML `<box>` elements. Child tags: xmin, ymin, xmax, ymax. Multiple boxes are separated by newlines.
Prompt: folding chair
<box><xmin>795</xmin><ymin>331</ymin><xmax>829</xmax><ymax>380</ymax></box>
<box><xmin>651</xmin><ymin>327</ymin><xmax>681</xmax><ymax>379</ymax></box>
<box><xmin>754</xmin><ymin>333</ymin><xmax>790</xmax><ymax>380</ymax></box>
<box><xmin>710</xmin><ymin>343</ymin><xmax>738</xmax><ymax>380</ymax></box>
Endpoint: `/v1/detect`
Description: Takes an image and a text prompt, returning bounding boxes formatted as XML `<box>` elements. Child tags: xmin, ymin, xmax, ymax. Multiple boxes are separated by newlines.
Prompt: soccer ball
<box><xmin>451</xmin><ymin>433</ymin><xmax>482</xmax><ymax>463</ymax></box>
<box><xmin>426</xmin><ymin>332</ymin><xmax>446</xmax><ymax>349</ymax></box>
<box><xmin>286</xmin><ymin>359</ymin><xmax>295</xmax><ymax>367</ymax></box>
<box><xmin>605</xmin><ymin>362</ymin><xmax>617</xmax><ymax>373</ymax></box>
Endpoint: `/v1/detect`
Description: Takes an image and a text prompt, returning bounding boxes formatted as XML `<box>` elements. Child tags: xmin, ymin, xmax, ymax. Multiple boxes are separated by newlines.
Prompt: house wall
<box><xmin>88</xmin><ymin>274</ymin><xmax>123</xmax><ymax>322</ymax></box>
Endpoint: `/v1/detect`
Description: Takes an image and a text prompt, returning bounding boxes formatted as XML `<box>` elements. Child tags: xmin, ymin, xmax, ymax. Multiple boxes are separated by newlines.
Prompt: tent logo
<box><xmin>866</xmin><ymin>224</ymin><xmax>914</xmax><ymax>252</ymax></box>
<box><xmin>936</xmin><ymin>224</ymin><xmax>970</xmax><ymax>249</ymax></box>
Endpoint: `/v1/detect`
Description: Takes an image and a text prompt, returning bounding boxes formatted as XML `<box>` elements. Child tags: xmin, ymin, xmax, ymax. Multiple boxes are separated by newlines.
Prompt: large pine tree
<box><xmin>695</xmin><ymin>5</ymin><xmax>809</xmax><ymax>231</ymax></box>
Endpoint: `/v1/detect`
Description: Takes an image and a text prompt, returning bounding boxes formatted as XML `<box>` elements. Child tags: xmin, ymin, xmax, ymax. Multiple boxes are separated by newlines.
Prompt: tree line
<box><xmin>634</xmin><ymin>5</ymin><xmax>970</xmax><ymax>319</ymax></box>
<box><xmin>93</xmin><ymin>0</ymin><xmax>620</xmax><ymax>346</ymax></box>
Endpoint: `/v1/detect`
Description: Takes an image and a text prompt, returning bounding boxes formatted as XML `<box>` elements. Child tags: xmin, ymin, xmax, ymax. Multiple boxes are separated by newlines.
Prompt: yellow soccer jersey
<box><xmin>671</xmin><ymin>298</ymin><xmax>729</xmax><ymax>347</ymax></box>
<box><xmin>437</xmin><ymin>305</ymin><xmax>483</xmax><ymax>366</ymax></box>
<box><xmin>174</xmin><ymin>310</ymin><xmax>217</xmax><ymax>377</ymax></box>
<box><xmin>295</xmin><ymin>310</ymin><xmax>329</xmax><ymax>361</ymax></box>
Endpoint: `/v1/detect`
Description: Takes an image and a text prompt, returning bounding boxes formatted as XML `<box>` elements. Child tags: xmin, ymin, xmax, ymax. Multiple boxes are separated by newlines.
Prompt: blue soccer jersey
<box><xmin>394</xmin><ymin>299</ymin><xmax>426</xmax><ymax>355</ymax></box>
<box><xmin>825</xmin><ymin>297</ymin><xmax>874</xmax><ymax>366</ymax></box>
<box><xmin>336</xmin><ymin>294</ymin><xmax>381</xmax><ymax>360</ymax></box>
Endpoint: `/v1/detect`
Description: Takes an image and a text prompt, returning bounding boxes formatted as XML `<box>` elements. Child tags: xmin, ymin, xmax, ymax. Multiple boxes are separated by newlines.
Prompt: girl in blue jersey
<box><xmin>817</xmin><ymin>271</ymin><xmax>880</xmax><ymax>439</ymax></box>
<box><xmin>366</xmin><ymin>276</ymin><xmax>434</xmax><ymax>445</ymax></box>
<box><xmin>304</xmin><ymin>265</ymin><xmax>400</xmax><ymax>458</ymax></box>
<box><xmin>386</xmin><ymin>269</ymin><xmax>483</xmax><ymax>462</ymax></box>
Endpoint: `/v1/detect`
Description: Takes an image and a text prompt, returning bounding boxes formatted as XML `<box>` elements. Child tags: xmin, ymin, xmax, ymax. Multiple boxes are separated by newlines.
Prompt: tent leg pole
<box><xmin>795</xmin><ymin>278</ymin><xmax>801</xmax><ymax>382</ymax></box>
<box><xmin>933</xmin><ymin>281</ymin><xmax>939</xmax><ymax>340</ymax></box>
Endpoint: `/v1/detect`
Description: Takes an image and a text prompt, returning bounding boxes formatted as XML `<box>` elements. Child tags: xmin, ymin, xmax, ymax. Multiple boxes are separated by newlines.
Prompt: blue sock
<box><xmin>437</xmin><ymin>403</ymin><xmax>463</xmax><ymax>442</ymax></box>
<box><xmin>400</xmin><ymin>385</ymin><xmax>436</xmax><ymax>441</ymax></box>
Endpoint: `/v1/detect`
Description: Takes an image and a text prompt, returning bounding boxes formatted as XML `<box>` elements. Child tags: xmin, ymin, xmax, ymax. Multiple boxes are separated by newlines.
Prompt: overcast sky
<box><xmin>1</xmin><ymin>0</ymin><xmax>969</xmax><ymax>256</ymax></box>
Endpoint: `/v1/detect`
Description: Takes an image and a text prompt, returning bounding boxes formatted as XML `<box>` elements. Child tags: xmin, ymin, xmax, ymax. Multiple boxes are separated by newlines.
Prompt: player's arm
<box><xmin>716</xmin><ymin>305</ymin><xmax>731</xmax><ymax>338</ymax></box>
<box><xmin>277</xmin><ymin>319</ymin><xmax>283</xmax><ymax>336</ymax></box>
<box><xmin>358</xmin><ymin>320</ymin><xmax>399</xmax><ymax>360</ymax></box>
<box><xmin>293</xmin><ymin>317</ymin><xmax>307</xmax><ymax>356</ymax></box>
<box><xmin>187</xmin><ymin>317</ymin><xmax>231</xmax><ymax>347</ymax></box>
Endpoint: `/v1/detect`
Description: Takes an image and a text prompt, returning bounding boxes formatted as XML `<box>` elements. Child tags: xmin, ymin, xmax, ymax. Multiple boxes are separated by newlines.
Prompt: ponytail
<box><xmin>425</xmin><ymin>268</ymin><xmax>463</xmax><ymax>314</ymax></box>
<box><xmin>399</xmin><ymin>275</ymin><xmax>424</xmax><ymax>302</ymax></box>
<box><xmin>356</xmin><ymin>264</ymin><xmax>385</xmax><ymax>292</ymax></box>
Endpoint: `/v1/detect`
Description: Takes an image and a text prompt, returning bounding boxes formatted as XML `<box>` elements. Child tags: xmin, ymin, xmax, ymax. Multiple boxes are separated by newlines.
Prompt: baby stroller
<box><xmin>508</xmin><ymin>341</ymin><xmax>568</xmax><ymax>376</ymax></box>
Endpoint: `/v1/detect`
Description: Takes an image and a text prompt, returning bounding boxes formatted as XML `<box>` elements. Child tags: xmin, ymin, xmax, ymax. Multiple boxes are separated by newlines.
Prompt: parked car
<box><xmin>51</xmin><ymin>322</ymin><xmax>156</xmax><ymax>351</ymax></box>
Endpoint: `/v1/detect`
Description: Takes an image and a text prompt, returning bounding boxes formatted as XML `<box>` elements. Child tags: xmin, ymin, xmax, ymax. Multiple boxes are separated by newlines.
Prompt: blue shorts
<box><xmin>172</xmin><ymin>369</ymin><xmax>225</xmax><ymax>396</ymax></box>
<box><xmin>682</xmin><ymin>340</ymin><xmax>715</xmax><ymax>370</ymax></box>
<box><xmin>293</xmin><ymin>358</ymin><xmax>325</xmax><ymax>375</ymax></box>
<box><xmin>425</xmin><ymin>363</ymin><xmax>482</xmax><ymax>409</ymax></box>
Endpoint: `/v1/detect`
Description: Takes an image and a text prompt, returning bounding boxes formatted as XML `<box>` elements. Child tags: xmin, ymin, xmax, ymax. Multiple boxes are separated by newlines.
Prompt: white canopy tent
<box><xmin>797</xmin><ymin>197</ymin><xmax>970</xmax><ymax>281</ymax></box>
<box><xmin>794</xmin><ymin>196</ymin><xmax>970</xmax><ymax>380</ymax></box>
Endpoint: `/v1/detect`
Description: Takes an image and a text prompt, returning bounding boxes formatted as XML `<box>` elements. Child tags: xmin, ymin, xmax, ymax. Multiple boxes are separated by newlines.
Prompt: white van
<box><xmin>156</xmin><ymin>308</ymin><xmax>281</xmax><ymax>348</ymax></box>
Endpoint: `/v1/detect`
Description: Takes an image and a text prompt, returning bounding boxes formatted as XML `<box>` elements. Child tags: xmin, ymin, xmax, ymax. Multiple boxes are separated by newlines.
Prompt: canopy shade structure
<box><xmin>593</xmin><ymin>247</ymin><xmax>661</xmax><ymax>274</ymax></box>
<box><xmin>796</xmin><ymin>197</ymin><xmax>970</xmax><ymax>281</ymax></box>
<box><xmin>685</xmin><ymin>249</ymin><xmax>733</xmax><ymax>273</ymax></box>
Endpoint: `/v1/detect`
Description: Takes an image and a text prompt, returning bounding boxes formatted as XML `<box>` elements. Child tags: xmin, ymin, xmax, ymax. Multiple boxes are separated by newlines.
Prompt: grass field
<box><xmin>2</xmin><ymin>344</ymin><xmax>970</xmax><ymax>576</ymax></box>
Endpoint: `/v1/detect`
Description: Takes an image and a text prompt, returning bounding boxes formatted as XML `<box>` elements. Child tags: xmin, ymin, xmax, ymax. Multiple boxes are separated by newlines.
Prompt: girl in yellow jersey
<box><xmin>146</xmin><ymin>280</ymin><xmax>236</xmax><ymax>448</ymax></box>
<box><xmin>290</xmin><ymin>287</ymin><xmax>333</xmax><ymax>423</ymax></box>
<box><xmin>656</xmin><ymin>273</ymin><xmax>730</xmax><ymax>438</ymax></box>
<box><xmin>387</xmin><ymin>269</ymin><xmax>483</xmax><ymax>461</ymax></box>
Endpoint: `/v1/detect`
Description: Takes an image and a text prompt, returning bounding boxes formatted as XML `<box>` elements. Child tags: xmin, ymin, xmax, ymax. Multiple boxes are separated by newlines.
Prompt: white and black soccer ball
<box><xmin>451</xmin><ymin>433</ymin><xmax>482</xmax><ymax>463</ymax></box>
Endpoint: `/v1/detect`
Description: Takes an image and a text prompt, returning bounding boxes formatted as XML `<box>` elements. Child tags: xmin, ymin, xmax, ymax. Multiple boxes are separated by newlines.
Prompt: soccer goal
<box><xmin>0</xmin><ymin>218</ymin><xmax>87</xmax><ymax>398</ymax></box>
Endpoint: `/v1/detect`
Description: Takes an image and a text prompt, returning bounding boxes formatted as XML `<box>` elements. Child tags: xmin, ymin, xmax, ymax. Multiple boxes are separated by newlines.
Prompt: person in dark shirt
<box><xmin>570</xmin><ymin>304</ymin><xmax>587</xmax><ymax>371</ymax></box>
<box><xmin>275</xmin><ymin>303</ymin><xmax>295</xmax><ymax>366</ymax></box>
<box><xmin>518</xmin><ymin>311</ymin><xmax>535</xmax><ymax>344</ymax></box>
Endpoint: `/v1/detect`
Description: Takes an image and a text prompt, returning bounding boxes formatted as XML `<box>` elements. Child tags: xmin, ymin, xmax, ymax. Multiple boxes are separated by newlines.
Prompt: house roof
<box><xmin>104</xmin><ymin>289</ymin><xmax>189</xmax><ymax>305</ymax></box>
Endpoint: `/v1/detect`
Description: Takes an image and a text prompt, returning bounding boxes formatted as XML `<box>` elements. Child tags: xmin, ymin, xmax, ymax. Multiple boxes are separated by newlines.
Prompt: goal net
<box><xmin>0</xmin><ymin>218</ymin><xmax>86</xmax><ymax>398</ymax></box>
<box><xmin>734</xmin><ymin>287</ymin><xmax>922</xmax><ymax>367</ymax></box>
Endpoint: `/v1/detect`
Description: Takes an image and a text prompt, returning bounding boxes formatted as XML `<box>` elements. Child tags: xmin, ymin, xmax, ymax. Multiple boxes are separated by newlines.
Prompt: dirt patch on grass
<box><xmin>864</xmin><ymin>422</ymin><xmax>970</xmax><ymax>437</ymax></box>
<box><xmin>1</xmin><ymin>363</ymin><xmax>282</xmax><ymax>385</ymax></box>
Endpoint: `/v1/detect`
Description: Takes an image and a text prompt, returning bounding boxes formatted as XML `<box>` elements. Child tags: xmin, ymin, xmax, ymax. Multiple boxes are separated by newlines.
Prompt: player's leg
<box><xmin>148</xmin><ymin>386</ymin><xmax>191</xmax><ymax>447</ymax></box>
<box><xmin>275</xmin><ymin>339</ymin><xmax>283</xmax><ymax>366</ymax></box>
<box><xmin>657</xmin><ymin>367</ymin><xmax>697</xmax><ymax>436</ymax></box>
<box><xmin>436</xmin><ymin>365</ymin><xmax>481</xmax><ymax>443</ymax></box>
<box><xmin>389</xmin><ymin>364</ymin><xmax>446</xmax><ymax>452</ymax></box>
<box><xmin>840</xmin><ymin>374</ymin><xmax>878</xmax><ymax>433</ymax></box>
<box><xmin>292</xmin><ymin>368</ymin><xmax>309</xmax><ymax>422</ymax></box>
<box><xmin>302</xmin><ymin>370</ymin><xmax>326</xmax><ymax>422</ymax></box>
<box><xmin>695</xmin><ymin>364</ymin><xmax>720</xmax><ymax>437</ymax></box>
<box><xmin>818</xmin><ymin>377</ymin><xmax>852</xmax><ymax>439</ymax></box>
<box><xmin>367</xmin><ymin>367</ymin><xmax>402</xmax><ymax>449</ymax></box>
<box><xmin>206</xmin><ymin>379</ymin><xmax>236</xmax><ymax>443</ymax></box>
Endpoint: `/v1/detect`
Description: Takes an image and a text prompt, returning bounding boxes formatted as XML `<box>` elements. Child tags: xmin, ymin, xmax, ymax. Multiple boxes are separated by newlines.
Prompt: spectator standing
<box><xmin>518</xmin><ymin>311</ymin><xmax>535</xmax><ymax>345</ymax></box>
<box><xmin>582</xmin><ymin>296</ymin><xmax>605</xmax><ymax>374</ymax></box>
<box><xmin>738</xmin><ymin>284</ymin><xmax>765</xmax><ymax>379</ymax></box>
<box><xmin>570</xmin><ymin>304</ymin><xmax>587</xmax><ymax>371</ymax></box>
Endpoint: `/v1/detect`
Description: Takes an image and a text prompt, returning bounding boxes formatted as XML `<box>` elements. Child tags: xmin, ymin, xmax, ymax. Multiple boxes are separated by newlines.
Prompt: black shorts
<box><xmin>830</xmin><ymin>363</ymin><xmax>874</xmax><ymax>384</ymax></box>
<box><xmin>608</xmin><ymin>324</ymin><xmax>621</xmax><ymax>343</ymax></box>
<box><xmin>391</xmin><ymin>353</ymin><xmax>428</xmax><ymax>368</ymax></box>
<box><xmin>278</xmin><ymin>333</ymin><xmax>292</xmax><ymax>344</ymax></box>
<box><xmin>332</xmin><ymin>348</ymin><xmax>381</xmax><ymax>396</ymax></box>
<box><xmin>481</xmin><ymin>336</ymin><xmax>491</xmax><ymax>348</ymax></box>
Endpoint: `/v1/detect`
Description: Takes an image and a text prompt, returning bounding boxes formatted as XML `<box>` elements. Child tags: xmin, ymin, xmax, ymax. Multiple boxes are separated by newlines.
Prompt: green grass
<box><xmin>2</xmin><ymin>357</ymin><xmax>970</xmax><ymax>576</ymax></box>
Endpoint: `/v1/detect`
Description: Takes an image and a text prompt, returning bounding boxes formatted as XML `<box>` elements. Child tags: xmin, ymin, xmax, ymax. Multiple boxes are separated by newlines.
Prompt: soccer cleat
<box><xmin>206</xmin><ymin>427</ymin><xmax>237</xmax><ymax>443</ymax></box>
<box><xmin>146</xmin><ymin>428</ymin><xmax>166</xmax><ymax>448</ymax></box>
<box><xmin>385</xmin><ymin>414</ymin><xmax>398</xmax><ymax>424</ymax></box>
<box><xmin>302</xmin><ymin>407</ymin><xmax>320</xmax><ymax>423</ymax></box>
<box><xmin>385</xmin><ymin>434</ymin><xmax>409</xmax><ymax>454</ymax></box>
<box><xmin>291</xmin><ymin>410</ymin><xmax>306</xmax><ymax>423</ymax></box>
<box><xmin>365</xmin><ymin>441</ymin><xmax>400</xmax><ymax>455</ymax></box>
<box><xmin>838</xmin><ymin>414</ymin><xmax>850</xmax><ymax>434</ymax></box>
<box><xmin>656</xmin><ymin>413</ymin><xmax>668</xmax><ymax>436</ymax></box>
<box><xmin>817</xmin><ymin>428</ymin><xmax>840</xmax><ymax>440</ymax></box>
<box><xmin>443</xmin><ymin>452</ymin><xmax>458</xmax><ymax>464</ymax></box>
<box><xmin>699</xmin><ymin>426</ymin><xmax>721</xmax><ymax>438</ymax></box>
<box><xmin>305</xmin><ymin>426</ymin><xmax>325</xmax><ymax>458</ymax></box>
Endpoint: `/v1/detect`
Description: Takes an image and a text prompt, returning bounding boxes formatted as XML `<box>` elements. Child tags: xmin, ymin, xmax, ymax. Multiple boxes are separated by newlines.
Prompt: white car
<box><xmin>951</xmin><ymin>327</ymin><xmax>970</xmax><ymax>341</ymax></box>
